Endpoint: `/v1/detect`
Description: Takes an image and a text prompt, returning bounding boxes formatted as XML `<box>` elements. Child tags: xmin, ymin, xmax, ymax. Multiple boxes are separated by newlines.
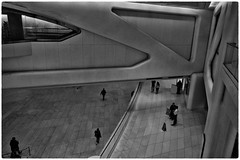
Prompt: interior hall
<box><xmin>2</xmin><ymin>1</ymin><xmax>238</xmax><ymax>158</ymax></box>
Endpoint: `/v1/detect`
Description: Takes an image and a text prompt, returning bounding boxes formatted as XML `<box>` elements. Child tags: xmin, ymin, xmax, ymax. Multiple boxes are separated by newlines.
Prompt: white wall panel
<box><xmin>2</xmin><ymin>58</ymin><xmax>20</xmax><ymax>71</ymax></box>
<box><xmin>2</xmin><ymin>29</ymin><xmax>147</xmax><ymax>72</ymax></box>
<box><xmin>45</xmin><ymin>43</ymin><xmax>60</xmax><ymax>69</ymax></box>
<box><xmin>65</xmin><ymin>33</ymin><xmax>82</xmax><ymax>45</ymax></box>
<box><xmin>159</xmin><ymin>18</ymin><xmax>173</xmax><ymax>43</ymax></box>
<box><xmin>2</xmin><ymin>44</ymin><xmax>15</xmax><ymax>58</ymax></box>
<box><xmin>117</xmin><ymin>10</ymin><xmax>195</xmax><ymax>60</ymax></box>
<box><xmin>114</xmin><ymin>45</ymin><xmax>126</xmax><ymax>66</ymax></box>
<box><xmin>70</xmin><ymin>44</ymin><xmax>82</xmax><ymax>68</ymax></box>
<box><xmin>58</xmin><ymin>44</ymin><xmax>72</xmax><ymax>68</ymax></box>
<box><xmin>125</xmin><ymin>15</ymin><xmax>137</xmax><ymax>27</ymax></box>
<box><xmin>2</xmin><ymin>2</ymin><xmax>211</xmax><ymax>88</ymax></box>
<box><xmin>125</xmin><ymin>47</ymin><xmax>144</xmax><ymax>66</ymax></box>
<box><xmin>31</xmin><ymin>43</ymin><xmax>46</xmax><ymax>70</ymax></box>
<box><xmin>105</xmin><ymin>45</ymin><xmax>115</xmax><ymax>66</ymax></box>
<box><xmin>14</xmin><ymin>43</ymin><xmax>32</xmax><ymax>57</ymax></box>
<box><xmin>169</xmin><ymin>45</ymin><xmax>192</xmax><ymax>59</ymax></box>
<box><xmin>82</xmin><ymin>31</ymin><xmax>94</xmax><ymax>44</ymax></box>
<box><xmin>175</xmin><ymin>19</ymin><xmax>194</xmax><ymax>44</ymax></box>
<box><xmin>212</xmin><ymin>53</ymin><xmax>219</xmax><ymax>81</ymax></box>
<box><xmin>105</xmin><ymin>37</ymin><xmax>114</xmax><ymax>45</ymax></box>
<box><xmin>93</xmin><ymin>45</ymin><xmax>106</xmax><ymax>67</ymax></box>
<box><xmin>2</xmin><ymin>43</ymin><xmax>32</xmax><ymax>58</ymax></box>
<box><xmin>82</xmin><ymin>44</ymin><xmax>93</xmax><ymax>67</ymax></box>
<box><xmin>15</xmin><ymin>54</ymin><xmax>33</xmax><ymax>71</ymax></box>
<box><xmin>94</xmin><ymin>34</ymin><xmax>107</xmax><ymax>45</ymax></box>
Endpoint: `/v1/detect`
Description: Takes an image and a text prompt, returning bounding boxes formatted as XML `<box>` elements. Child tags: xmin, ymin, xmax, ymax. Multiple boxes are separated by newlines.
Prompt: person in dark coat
<box><xmin>155</xmin><ymin>82</ymin><xmax>160</xmax><ymax>94</ymax></box>
<box><xmin>151</xmin><ymin>80</ymin><xmax>156</xmax><ymax>92</ymax></box>
<box><xmin>10</xmin><ymin>137</ymin><xmax>21</xmax><ymax>155</ymax></box>
<box><xmin>169</xmin><ymin>103</ymin><xmax>177</xmax><ymax>120</ymax></box>
<box><xmin>131</xmin><ymin>91</ymin><xmax>134</xmax><ymax>97</ymax></box>
<box><xmin>100</xmin><ymin>88</ymin><xmax>106</xmax><ymax>100</ymax></box>
<box><xmin>176</xmin><ymin>80</ymin><xmax>183</xmax><ymax>94</ymax></box>
<box><xmin>171</xmin><ymin>106</ymin><xmax>179</xmax><ymax>126</ymax></box>
<box><xmin>94</xmin><ymin>128</ymin><xmax>102</xmax><ymax>145</ymax></box>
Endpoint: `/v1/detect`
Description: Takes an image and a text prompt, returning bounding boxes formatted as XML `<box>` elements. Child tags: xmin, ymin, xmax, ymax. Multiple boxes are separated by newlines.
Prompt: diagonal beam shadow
<box><xmin>111</xmin><ymin>8</ymin><xmax>194</xmax><ymax>61</ymax></box>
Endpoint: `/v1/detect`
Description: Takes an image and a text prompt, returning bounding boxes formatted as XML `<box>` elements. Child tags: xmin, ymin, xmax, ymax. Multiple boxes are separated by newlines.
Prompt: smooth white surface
<box><xmin>2</xmin><ymin>2</ymin><xmax>212</xmax><ymax>88</ymax></box>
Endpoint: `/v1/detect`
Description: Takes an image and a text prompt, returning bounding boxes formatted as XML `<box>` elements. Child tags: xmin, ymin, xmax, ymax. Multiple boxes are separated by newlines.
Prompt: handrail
<box><xmin>200</xmin><ymin>133</ymin><xmax>206</xmax><ymax>158</ymax></box>
<box><xmin>99</xmin><ymin>81</ymin><xmax>143</xmax><ymax>158</ymax></box>
<box><xmin>2</xmin><ymin>146</ymin><xmax>31</xmax><ymax>158</ymax></box>
<box><xmin>227</xmin><ymin>42</ymin><xmax>238</xmax><ymax>49</ymax></box>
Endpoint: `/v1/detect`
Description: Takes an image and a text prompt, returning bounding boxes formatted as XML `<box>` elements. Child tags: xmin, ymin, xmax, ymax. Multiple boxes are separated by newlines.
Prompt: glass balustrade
<box><xmin>224</xmin><ymin>43</ymin><xmax>238</xmax><ymax>81</ymax></box>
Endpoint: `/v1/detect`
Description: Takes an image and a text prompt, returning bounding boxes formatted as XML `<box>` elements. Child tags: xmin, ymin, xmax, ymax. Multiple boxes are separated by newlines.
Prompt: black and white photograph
<box><xmin>1</xmin><ymin>1</ymin><xmax>238</xmax><ymax>158</ymax></box>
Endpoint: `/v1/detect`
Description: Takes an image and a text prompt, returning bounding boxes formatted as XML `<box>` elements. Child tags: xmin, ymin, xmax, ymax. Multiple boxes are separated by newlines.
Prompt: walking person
<box><xmin>10</xmin><ymin>137</ymin><xmax>21</xmax><ymax>156</ymax></box>
<box><xmin>169</xmin><ymin>103</ymin><xmax>177</xmax><ymax>120</ymax></box>
<box><xmin>151</xmin><ymin>80</ymin><xmax>156</xmax><ymax>93</ymax></box>
<box><xmin>155</xmin><ymin>81</ymin><xmax>160</xmax><ymax>94</ymax></box>
<box><xmin>94</xmin><ymin>128</ymin><xmax>102</xmax><ymax>145</ymax></box>
<box><xmin>100</xmin><ymin>88</ymin><xmax>106</xmax><ymax>101</ymax></box>
<box><xmin>176</xmin><ymin>80</ymin><xmax>182</xmax><ymax>94</ymax></box>
<box><xmin>171</xmin><ymin>106</ymin><xmax>179</xmax><ymax>126</ymax></box>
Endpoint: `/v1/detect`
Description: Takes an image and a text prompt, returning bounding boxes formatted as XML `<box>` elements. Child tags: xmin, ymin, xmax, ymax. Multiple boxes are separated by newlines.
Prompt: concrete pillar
<box><xmin>187</xmin><ymin>73</ymin><xmax>207</xmax><ymax>110</ymax></box>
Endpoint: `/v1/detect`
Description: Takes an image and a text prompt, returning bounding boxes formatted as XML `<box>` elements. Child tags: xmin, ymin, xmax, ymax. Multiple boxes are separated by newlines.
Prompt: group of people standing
<box><xmin>162</xmin><ymin>102</ymin><xmax>179</xmax><ymax>132</ymax></box>
<box><xmin>151</xmin><ymin>80</ymin><xmax>160</xmax><ymax>94</ymax></box>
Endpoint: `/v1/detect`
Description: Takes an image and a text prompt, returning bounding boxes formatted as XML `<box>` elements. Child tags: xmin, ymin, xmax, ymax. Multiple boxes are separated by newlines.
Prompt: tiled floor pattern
<box><xmin>2</xmin><ymin>81</ymin><xmax>137</xmax><ymax>158</ymax></box>
<box><xmin>111</xmin><ymin>81</ymin><xmax>207</xmax><ymax>158</ymax></box>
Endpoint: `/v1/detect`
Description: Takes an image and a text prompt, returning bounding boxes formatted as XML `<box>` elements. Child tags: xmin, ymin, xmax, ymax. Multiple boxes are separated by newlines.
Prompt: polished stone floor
<box><xmin>111</xmin><ymin>81</ymin><xmax>207</xmax><ymax>158</ymax></box>
<box><xmin>2</xmin><ymin>81</ymin><xmax>137</xmax><ymax>158</ymax></box>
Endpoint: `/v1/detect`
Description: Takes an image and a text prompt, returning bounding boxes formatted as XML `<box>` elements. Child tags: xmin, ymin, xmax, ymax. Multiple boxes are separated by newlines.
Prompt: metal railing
<box><xmin>224</xmin><ymin>43</ymin><xmax>238</xmax><ymax>81</ymax></box>
<box><xmin>2</xmin><ymin>147</ymin><xmax>31</xmax><ymax>158</ymax></box>
<box><xmin>99</xmin><ymin>82</ymin><xmax>143</xmax><ymax>158</ymax></box>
